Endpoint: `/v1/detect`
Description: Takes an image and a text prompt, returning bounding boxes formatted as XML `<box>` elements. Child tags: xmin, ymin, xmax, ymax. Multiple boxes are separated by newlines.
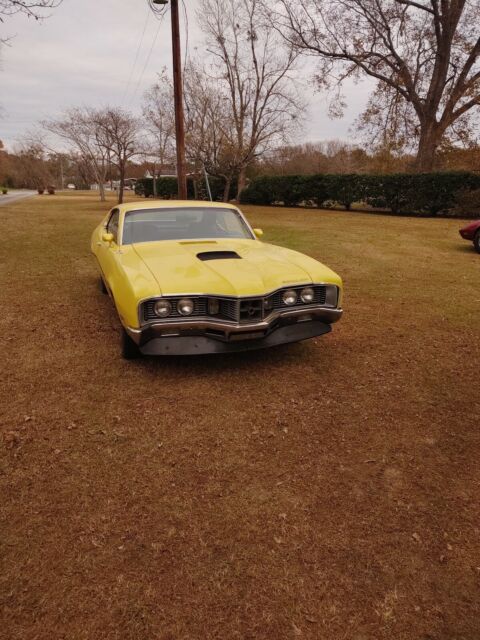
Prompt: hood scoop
<box><xmin>197</xmin><ymin>251</ymin><xmax>241</xmax><ymax>261</ymax></box>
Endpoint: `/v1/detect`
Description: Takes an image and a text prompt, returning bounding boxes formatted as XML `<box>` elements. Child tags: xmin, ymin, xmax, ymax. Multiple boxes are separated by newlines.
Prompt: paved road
<box><xmin>0</xmin><ymin>190</ymin><xmax>36</xmax><ymax>206</ymax></box>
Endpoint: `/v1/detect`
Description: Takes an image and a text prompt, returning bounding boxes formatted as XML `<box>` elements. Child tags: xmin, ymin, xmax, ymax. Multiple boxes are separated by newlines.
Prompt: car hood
<box><xmin>132</xmin><ymin>239</ymin><xmax>339</xmax><ymax>296</ymax></box>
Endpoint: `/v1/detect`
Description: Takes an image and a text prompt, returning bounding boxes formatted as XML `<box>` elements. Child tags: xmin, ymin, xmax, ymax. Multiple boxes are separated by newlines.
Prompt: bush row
<box><xmin>135</xmin><ymin>176</ymin><xmax>236</xmax><ymax>202</ymax></box>
<box><xmin>239</xmin><ymin>172</ymin><xmax>480</xmax><ymax>216</ymax></box>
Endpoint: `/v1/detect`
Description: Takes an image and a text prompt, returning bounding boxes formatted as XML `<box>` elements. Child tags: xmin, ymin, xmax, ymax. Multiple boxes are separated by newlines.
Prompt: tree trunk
<box><xmin>95</xmin><ymin>165</ymin><xmax>106</xmax><ymax>202</ymax></box>
<box><xmin>223</xmin><ymin>177</ymin><xmax>231</xmax><ymax>202</ymax></box>
<box><xmin>236</xmin><ymin>167</ymin><xmax>247</xmax><ymax>200</ymax></box>
<box><xmin>118</xmin><ymin>161</ymin><xmax>125</xmax><ymax>204</ymax></box>
<box><xmin>414</xmin><ymin>123</ymin><xmax>442</xmax><ymax>172</ymax></box>
<box><xmin>152</xmin><ymin>163</ymin><xmax>157</xmax><ymax>198</ymax></box>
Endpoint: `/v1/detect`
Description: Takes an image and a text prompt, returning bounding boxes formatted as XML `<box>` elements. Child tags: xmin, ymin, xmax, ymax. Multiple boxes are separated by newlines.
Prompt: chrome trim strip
<box><xmin>126</xmin><ymin>307</ymin><xmax>343</xmax><ymax>344</ymax></box>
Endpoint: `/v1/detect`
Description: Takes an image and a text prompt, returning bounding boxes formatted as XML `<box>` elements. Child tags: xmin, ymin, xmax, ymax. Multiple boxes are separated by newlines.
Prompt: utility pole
<box><xmin>170</xmin><ymin>0</ymin><xmax>187</xmax><ymax>199</ymax></box>
<box><xmin>152</xmin><ymin>0</ymin><xmax>187</xmax><ymax>199</ymax></box>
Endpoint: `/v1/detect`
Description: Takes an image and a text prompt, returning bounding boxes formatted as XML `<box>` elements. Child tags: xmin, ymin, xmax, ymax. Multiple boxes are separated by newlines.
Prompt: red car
<box><xmin>459</xmin><ymin>220</ymin><xmax>480</xmax><ymax>253</ymax></box>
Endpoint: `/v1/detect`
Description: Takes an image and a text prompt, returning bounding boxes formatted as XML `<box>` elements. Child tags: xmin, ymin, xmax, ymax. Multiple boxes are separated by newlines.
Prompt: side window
<box><xmin>106</xmin><ymin>209</ymin><xmax>120</xmax><ymax>243</ymax></box>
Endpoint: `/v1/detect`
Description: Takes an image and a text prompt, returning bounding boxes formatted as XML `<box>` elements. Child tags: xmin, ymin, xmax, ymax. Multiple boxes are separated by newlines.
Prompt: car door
<box><xmin>97</xmin><ymin>208</ymin><xmax>121</xmax><ymax>293</ymax></box>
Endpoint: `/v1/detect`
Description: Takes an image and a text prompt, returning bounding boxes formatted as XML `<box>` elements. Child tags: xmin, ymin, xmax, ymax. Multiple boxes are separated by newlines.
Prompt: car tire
<box><xmin>99</xmin><ymin>277</ymin><xmax>107</xmax><ymax>294</ymax></box>
<box><xmin>121</xmin><ymin>329</ymin><xmax>141</xmax><ymax>359</ymax></box>
<box><xmin>474</xmin><ymin>231</ymin><xmax>480</xmax><ymax>254</ymax></box>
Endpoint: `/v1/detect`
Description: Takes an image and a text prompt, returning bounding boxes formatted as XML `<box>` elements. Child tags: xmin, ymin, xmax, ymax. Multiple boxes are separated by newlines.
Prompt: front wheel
<box><xmin>121</xmin><ymin>329</ymin><xmax>141</xmax><ymax>360</ymax></box>
<box><xmin>474</xmin><ymin>231</ymin><xmax>480</xmax><ymax>254</ymax></box>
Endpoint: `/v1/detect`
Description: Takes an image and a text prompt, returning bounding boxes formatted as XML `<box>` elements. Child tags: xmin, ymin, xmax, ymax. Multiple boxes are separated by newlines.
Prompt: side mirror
<box><xmin>102</xmin><ymin>232</ymin><xmax>114</xmax><ymax>243</ymax></box>
<box><xmin>253</xmin><ymin>228</ymin><xmax>263</xmax><ymax>239</ymax></box>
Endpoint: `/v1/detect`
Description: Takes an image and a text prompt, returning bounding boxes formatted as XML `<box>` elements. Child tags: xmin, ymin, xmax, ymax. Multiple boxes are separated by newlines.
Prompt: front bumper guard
<box><xmin>125</xmin><ymin>306</ymin><xmax>342</xmax><ymax>355</ymax></box>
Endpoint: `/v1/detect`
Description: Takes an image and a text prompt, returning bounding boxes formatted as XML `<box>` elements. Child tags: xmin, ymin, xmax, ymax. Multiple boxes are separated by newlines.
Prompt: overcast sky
<box><xmin>0</xmin><ymin>0</ymin><xmax>373</xmax><ymax>151</ymax></box>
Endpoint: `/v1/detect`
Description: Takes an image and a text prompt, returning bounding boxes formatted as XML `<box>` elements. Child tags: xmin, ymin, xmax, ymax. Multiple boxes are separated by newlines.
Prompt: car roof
<box><xmin>118</xmin><ymin>200</ymin><xmax>239</xmax><ymax>214</ymax></box>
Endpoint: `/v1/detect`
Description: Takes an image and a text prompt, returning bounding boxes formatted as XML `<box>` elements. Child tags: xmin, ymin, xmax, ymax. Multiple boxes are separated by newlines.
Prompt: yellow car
<box><xmin>91</xmin><ymin>200</ymin><xmax>343</xmax><ymax>358</ymax></box>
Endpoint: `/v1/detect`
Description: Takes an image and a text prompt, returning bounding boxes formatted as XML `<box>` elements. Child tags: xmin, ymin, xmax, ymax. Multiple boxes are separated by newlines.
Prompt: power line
<box><xmin>123</xmin><ymin>5</ymin><xmax>150</xmax><ymax>101</ymax></box>
<box><xmin>127</xmin><ymin>1</ymin><xmax>188</xmax><ymax>107</ymax></box>
<box><xmin>129</xmin><ymin>18</ymin><xmax>163</xmax><ymax>105</ymax></box>
<box><xmin>181</xmin><ymin>0</ymin><xmax>189</xmax><ymax>76</ymax></box>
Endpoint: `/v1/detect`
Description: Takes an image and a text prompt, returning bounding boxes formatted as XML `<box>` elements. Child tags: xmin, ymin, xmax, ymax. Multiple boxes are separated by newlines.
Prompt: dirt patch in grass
<box><xmin>1</xmin><ymin>192</ymin><xmax>479</xmax><ymax>639</ymax></box>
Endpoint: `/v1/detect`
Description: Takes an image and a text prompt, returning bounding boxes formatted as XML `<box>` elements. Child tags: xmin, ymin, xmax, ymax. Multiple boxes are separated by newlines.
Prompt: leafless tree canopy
<box><xmin>142</xmin><ymin>70</ymin><xmax>176</xmax><ymax>191</ymax></box>
<box><xmin>90</xmin><ymin>108</ymin><xmax>140</xmax><ymax>204</ymax></box>
<box><xmin>1</xmin><ymin>0</ymin><xmax>62</xmax><ymax>43</ymax></box>
<box><xmin>268</xmin><ymin>0</ymin><xmax>480</xmax><ymax>171</ymax></box>
<box><xmin>197</xmin><ymin>0</ymin><xmax>304</xmax><ymax>198</ymax></box>
<box><xmin>13</xmin><ymin>138</ymin><xmax>53</xmax><ymax>189</ymax></box>
<box><xmin>182</xmin><ymin>62</ymin><xmax>238</xmax><ymax>199</ymax></box>
<box><xmin>43</xmin><ymin>107</ymin><xmax>140</xmax><ymax>204</ymax></box>
<box><xmin>0</xmin><ymin>0</ymin><xmax>60</xmax><ymax>18</ymax></box>
<box><xmin>43</xmin><ymin>108</ymin><xmax>111</xmax><ymax>202</ymax></box>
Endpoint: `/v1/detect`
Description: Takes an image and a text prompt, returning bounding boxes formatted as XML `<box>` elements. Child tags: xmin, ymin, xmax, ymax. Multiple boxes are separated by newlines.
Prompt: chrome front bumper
<box><xmin>125</xmin><ymin>306</ymin><xmax>342</xmax><ymax>355</ymax></box>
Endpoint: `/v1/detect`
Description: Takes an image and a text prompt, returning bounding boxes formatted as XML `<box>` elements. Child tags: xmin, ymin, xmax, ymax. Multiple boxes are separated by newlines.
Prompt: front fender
<box><xmin>103</xmin><ymin>247</ymin><xmax>161</xmax><ymax>329</ymax></box>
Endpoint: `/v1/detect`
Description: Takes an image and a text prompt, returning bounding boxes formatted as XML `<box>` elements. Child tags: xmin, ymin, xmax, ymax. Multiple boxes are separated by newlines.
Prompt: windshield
<box><xmin>122</xmin><ymin>207</ymin><xmax>253</xmax><ymax>244</ymax></box>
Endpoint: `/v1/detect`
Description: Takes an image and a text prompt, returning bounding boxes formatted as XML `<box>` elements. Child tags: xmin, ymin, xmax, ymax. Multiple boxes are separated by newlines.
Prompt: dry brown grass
<box><xmin>1</xmin><ymin>191</ymin><xmax>479</xmax><ymax>640</ymax></box>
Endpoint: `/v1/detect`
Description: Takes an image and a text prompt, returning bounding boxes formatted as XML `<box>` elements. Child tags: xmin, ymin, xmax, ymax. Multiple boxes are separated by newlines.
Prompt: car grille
<box><xmin>218</xmin><ymin>298</ymin><xmax>238</xmax><ymax>322</ymax></box>
<box><xmin>142</xmin><ymin>285</ymin><xmax>330</xmax><ymax>324</ymax></box>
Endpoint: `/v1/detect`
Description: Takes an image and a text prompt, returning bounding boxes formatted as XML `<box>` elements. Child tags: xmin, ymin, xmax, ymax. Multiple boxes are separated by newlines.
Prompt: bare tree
<box><xmin>1</xmin><ymin>0</ymin><xmax>62</xmax><ymax>44</ymax></box>
<box><xmin>142</xmin><ymin>70</ymin><xmax>176</xmax><ymax>196</ymax></box>
<box><xmin>91</xmin><ymin>107</ymin><xmax>140</xmax><ymax>204</ymax></box>
<box><xmin>268</xmin><ymin>0</ymin><xmax>480</xmax><ymax>172</ymax></box>
<box><xmin>198</xmin><ymin>0</ymin><xmax>304</xmax><ymax>199</ymax></box>
<box><xmin>43</xmin><ymin>108</ymin><xmax>110</xmax><ymax>201</ymax></box>
<box><xmin>184</xmin><ymin>63</ymin><xmax>240</xmax><ymax>200</ymax></box>
<box><xmin>14</xmin><ymin>138</ymin><xmax>53</xmax><ymax>189</ymax></box>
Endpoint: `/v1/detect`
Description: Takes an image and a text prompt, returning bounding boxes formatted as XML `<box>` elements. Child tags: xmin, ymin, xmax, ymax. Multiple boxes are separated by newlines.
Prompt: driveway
<box><xmin>0</xmin><ymin>190</ymin><xmax>36</xmax><ymax>206</ymax></box>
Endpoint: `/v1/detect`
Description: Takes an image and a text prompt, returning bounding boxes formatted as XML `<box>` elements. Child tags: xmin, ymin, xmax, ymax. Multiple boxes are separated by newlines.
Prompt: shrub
<box><xmin>134</xmin><ymin>177</ymin><xmax>187</xmax><ymax>199</ymax></box>
<box><xmin>240</xmin><ymin>176</ymin><xmax>276</xmax><ymax>205</ymax></box>
<box><xmin>134</xmin><ymin>176</ymin><xmax>237</xmax><ymax>202</ymax></box>
<box><xmin>452</xmin><ymin>188</ymin><xmax>480</xmax><ymax>218</ymax></box>
<box><xmin>47</xmin><ymin>186</ymin><xmax>55</xmax><ymax>195</ymax></box>
<box><xmin>324</xmin><ymin>174</ymin><xmax>366</xmax><ymax>210</ymax></box>
<box><xmin>241</xmin><ymin>174</ymin><xmax>368</xmax><ymax>209</ymax></box>
<box><xmin>304</xmin><ymin>175</ymin><xmax>330</xmax><ymax>208</ymax></box>
<box><xmin>241</xmin><ymin>175</ymin><xmax>331</xmax><ymax>207</ymax></box>
<box><xmin>1</xmin><ymin>187</ymin><xmax>7</xmax><ymax>195</ymax></box>
<box><xmin>240</xmin><ymin>171</ymin><xmax>480</xmax><ymax>216</ymax></box>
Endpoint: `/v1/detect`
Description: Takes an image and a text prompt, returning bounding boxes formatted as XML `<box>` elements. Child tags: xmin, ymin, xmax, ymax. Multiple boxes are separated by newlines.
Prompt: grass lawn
<box><xmin>1</xmin><ymin>191</ymin><xmax>479</xmax><ymax>639</ymax></box>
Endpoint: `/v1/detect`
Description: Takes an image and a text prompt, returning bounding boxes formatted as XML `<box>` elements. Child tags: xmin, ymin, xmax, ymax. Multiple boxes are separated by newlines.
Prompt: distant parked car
<box><xmin>67</xmin><ymin>183</ymin><xmax>76</xmax><ymax>190</ymax></box>
<box><xmin>459</xmin><ymin>220</ymin><xmax>480</xmax><ymax>253</ymax></box>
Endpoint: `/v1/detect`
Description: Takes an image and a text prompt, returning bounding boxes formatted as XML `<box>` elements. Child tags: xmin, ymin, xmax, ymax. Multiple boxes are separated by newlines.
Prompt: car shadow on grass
<box><xmin>453</xmin><ymin>243</ymin><xmax>478</xmax><ymax>254</ymax></box>
<box><xmin>136</xmin><ymin>339</ymin><xmax>332</xmax><ymax>376</ymax></box>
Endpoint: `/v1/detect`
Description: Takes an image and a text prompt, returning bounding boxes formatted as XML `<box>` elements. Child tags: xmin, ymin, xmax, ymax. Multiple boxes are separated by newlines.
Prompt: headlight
<box><xmin>154</xmin><ymin>299</ymin><xmax>172</xmax><ymax>318</ymax></box>
<box><xmin>300</xmin><ymin>287</ymin><xmax>315</xmax><ymax>303</ymax></box>
<box><xmin>282</xmin><ymin>289</ymin><xmax>297</xmax><ymax>306</ymax></box>
<box><xmin>325</xmin><ymin>286</ymin><xmax>338</xmax><ymax>307</ymax></box>
<box><xmin>177</xmin><ymin>298</ymin><xmax>194</xmax><ymax>316</ymax></box>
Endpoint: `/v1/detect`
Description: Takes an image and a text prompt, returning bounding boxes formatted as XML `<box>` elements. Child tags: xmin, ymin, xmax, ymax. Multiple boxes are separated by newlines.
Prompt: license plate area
<box><xmin>229</xmin><ymin>330</ymin><xmax>266</xmax><ymax>342</ymax></box>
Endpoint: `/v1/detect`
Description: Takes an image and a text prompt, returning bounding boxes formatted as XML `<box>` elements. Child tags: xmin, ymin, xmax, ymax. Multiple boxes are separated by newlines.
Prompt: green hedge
<box><xmin>240</xmin><ymin>172</ymin><xmax>480</xmax><ymax>216</ymax></box>
<box><xmin>135</xmin><ymin>176</ymin><xmax>237</xmax><ymax>201</ymax></box>
<box><xmin>135</xmin><ymin>177</ymin><xmax>192</xmax><ymax>199</ymax></box>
